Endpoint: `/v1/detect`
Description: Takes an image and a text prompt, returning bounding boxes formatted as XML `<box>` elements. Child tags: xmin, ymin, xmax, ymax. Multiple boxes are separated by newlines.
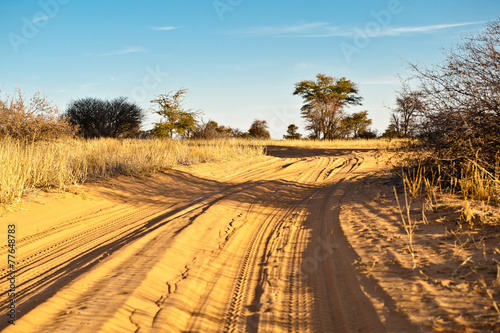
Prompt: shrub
<box><xmin>0</xmin><ymin>88</ymin><xmax>75</xmax><ymax>142</ymax></box>
<box><xmin>248</xmin><ymin>119</ymin><xmax>271</xmax><ymax>139</ymax></box>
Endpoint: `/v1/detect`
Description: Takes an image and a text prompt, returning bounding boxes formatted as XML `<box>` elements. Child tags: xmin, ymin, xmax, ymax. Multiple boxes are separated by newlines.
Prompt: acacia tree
<box><xmin>248</xmin><ymin>119</ymin><xmax>270</xmax><ymax>139</ymax></box>
<box><xmin>412</xmin><ymin>19</ymin><xmax>500</xmax><ymax>167</ymax></box>
<box><xmin>293</xmin><ymin>73</ymin><xmax>362</xmax><ymax>140</ymax></box>
<box><xmin>341</xmin><ymin>110</ymin><xmax>372</xmax><ymax>138</ymax></box>
<box><xmin>151</xmin><ymin>88</ymin><xmax>201</xmax><ymax>138</ymax></box>
<box><xmin>283</xmin><ymin>124</ymin><xmax>302</xmax><ymax>140</ymax></box>
<box><xmin>66</xmin><ymin>97</ymin><xmax>143</xmax><ymax>138</ymax></box>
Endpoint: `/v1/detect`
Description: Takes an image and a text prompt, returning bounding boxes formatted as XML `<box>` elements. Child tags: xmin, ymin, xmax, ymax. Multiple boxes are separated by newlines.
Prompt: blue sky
<box><xmin>1</xmin><ymin>0</ymin><xmax>499</xmax><ymax>138</ymax></box>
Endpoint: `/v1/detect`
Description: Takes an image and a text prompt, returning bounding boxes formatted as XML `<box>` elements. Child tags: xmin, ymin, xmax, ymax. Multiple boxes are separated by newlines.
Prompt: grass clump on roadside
<box><xmin>389</xmin><ymin>151</ymin><xmax>500</xmax><ymax>329</ymax></box>
<box><xmin>393</xmin><ymin>151</ymin><xmax>500</xmax><ymax>228</ymax></box>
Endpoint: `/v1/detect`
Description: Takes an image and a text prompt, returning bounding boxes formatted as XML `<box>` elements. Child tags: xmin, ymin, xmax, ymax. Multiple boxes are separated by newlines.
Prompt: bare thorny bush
<box><xmin>413</xmin><ymin>19</ymin><xmax>500</xmax><ymax>173</ymax></box>
<box><xmin>391</xmin><ymin>18</ymin><xmax>500</xmax><ymax>221</ymax></box>
<box><xmin>0</xmin><ymin>88</ymin><xmax>76</xmax><ymax>142</ymax></box>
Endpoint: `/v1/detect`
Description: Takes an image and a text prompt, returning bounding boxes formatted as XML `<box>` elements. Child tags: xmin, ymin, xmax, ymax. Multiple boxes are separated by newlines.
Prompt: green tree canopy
<box><xmin>151</xmin><ymin>88</ymin><xmax>201</xmax><ymax>138</ymax></box>
<box><xmin>293</xmin><ymin>73</ymin><xmax>362</xmax><ymax>140</ymax></box>
<box><xmin>248</xmin><ymin>119</ymin><xmax>270</xmax><ymax>139</ymax></box>
<box><xmin>283</xmin><ymin>124</ymin><xmax>302</xmax><ymax>140</ymax></box>
<box><xmin>343</xmin><ymin>110</ymin><xmax>373</xmax><ymax>138</ymax></box>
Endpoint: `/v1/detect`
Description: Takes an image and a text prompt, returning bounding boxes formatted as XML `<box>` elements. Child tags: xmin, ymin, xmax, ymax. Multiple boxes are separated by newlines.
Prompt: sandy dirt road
<box><xmin>0</xmin><ymin>147</ymin><xmax>428</xmax><ymax>332</ymax></box>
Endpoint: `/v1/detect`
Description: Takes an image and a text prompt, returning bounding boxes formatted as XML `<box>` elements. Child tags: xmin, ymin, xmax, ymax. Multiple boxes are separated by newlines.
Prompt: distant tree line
<box><xmin>0</xmin><ymin>82</ymin><xmax>374</xmax><ymax>141</ymax></box>
<box><xmin>0</xmin><ymin>86</ymin><xmax>274</xmax><ymax>141</ymax></box>
<box><xmin>147</xmin><ymin>88</ymin><xmax>272</xmax><ymax>139</ymax></box>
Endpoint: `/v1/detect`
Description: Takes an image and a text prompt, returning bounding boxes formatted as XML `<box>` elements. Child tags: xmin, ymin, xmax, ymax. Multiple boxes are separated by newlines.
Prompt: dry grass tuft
<box><xmin>389</xmin><ymin>149</ymin><xmax>500</xmax><ymax>328</ymax></box>
<box><xmin>393</xmin><ymin>183</ymin><xmax>419</xmax><ymax>269</ymax></box>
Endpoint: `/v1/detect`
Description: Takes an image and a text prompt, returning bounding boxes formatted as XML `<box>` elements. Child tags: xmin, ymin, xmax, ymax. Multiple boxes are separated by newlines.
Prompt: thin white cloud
<box><xmin>294</xmin><ymin>63</ymin><xmax>316</xmax><ymax>71</ymax></box>
<box><xmin>33</xmin><ymin>15</ymin><xmax>54</xmax><ymax>23</ymax></box>
<box><xmin>150</xmin><ymin>26</ymin><xmax>180</xmax><ymax>31</ymax></box>
<box><xmin>235</xmin><ymin>22</ymin><xmax>333</xmax><ymax>37</ymax></box>
<box><xmin>80</xmin><ymin>82</ymin><xmax>102</xmax><ymax>89</ymax></box>
<box><xmin>99</xmin><ymin>47</ymin><xmax>147</xmax><ymax>56</ymax></box>
<box><xmin>372</xmin><ymin>22</ymin><xmax>485</xmax><ymax>37</ymax></box>
<box><xmin>233</xmin><ymin>21</ymin><xmax>484</xmax><ymax>38</ymax></box>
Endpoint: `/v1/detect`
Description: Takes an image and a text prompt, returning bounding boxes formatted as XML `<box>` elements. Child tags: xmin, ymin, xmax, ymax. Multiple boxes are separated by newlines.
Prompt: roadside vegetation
<box><xmin>0</xmin><ymin>88</ymin><xmax>76</xmax><ymax>142</ymax></box>
<box><xmin>390</xmin><ymin>18</ymin><xmax>500</xmax><ymax>218</ymax></box>
<box><xmin>382</xmin><ymin>19</ymin><xmax>500</xmax><ymax>328</ymax></box>
<box><xmin>0</xmin><ymin>62</ymin><xmax>389</xmax><ymax>206</ymax></box>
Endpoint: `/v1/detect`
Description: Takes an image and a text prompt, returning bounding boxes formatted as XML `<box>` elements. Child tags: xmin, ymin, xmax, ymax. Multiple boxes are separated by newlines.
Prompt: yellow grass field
<box><xmin>0</xmin><ymin>138</ymin><xmax>265</xmax><ymax>204</ymax></box>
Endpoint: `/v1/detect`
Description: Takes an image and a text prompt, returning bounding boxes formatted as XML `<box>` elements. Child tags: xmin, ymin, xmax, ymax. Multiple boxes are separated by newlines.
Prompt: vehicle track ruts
<box><xmin>1</xmin><ymin>150</ymin><xmax>398</xmax><ymax>333</ymax></box>
<box><xmin>219</xmin><ymin>155</ymin><xmax>355</xmax><ymax>332</ymax></box>
<box><xmin>305</xmin><ymin>156</ymin><xmax>388</xmax><ymax>333</ymax></box>
<box><xmin>174</xmin><ymin>156</ymin><xmax>339</xmax><ymax>332</ymax></box>
<box><xmin>0</xmin><ymin>185</ymin><xmax>239</xmax><ymax>331</ymax></box>
<box><xmin>0</xmin><ymin>205</ymin><xmax>159</xmax><ymax>296</ymax></box>
<box><xmin>161</xmin><ymin>158</ymin><xmax>333</xmax><ymax>332</ymax></box>
<box><xmin>0</xmin><ymin>204</ymin><xmax>123</xmax><ymax>252</ymax></box>
<box><xmin>3</xmin><ymin>190</ymin><xmax>248</xmax><ymax>332</ymax></box>
<box><xmin>0</xmin><ymin>205</ymin><xmax>153</xmax><ymax>278</ymax></box>
<box><xmin>132</xmin><ymin>157</ymin><xmax>324</xmax><ymax>331</ymax></box>
<box><xmin>224</xmin><ymin>154</ymin><xmax>367</xmax><ymax>332</ymax></box>
<box><xmin>246</xmin><ymin>156</ymin><xmax>360</xmax><ymax>332</ymax></box>
<box><xmin>2</xmin><ymin>156</ymin><xmax>308</xmax><ymax>332</ymax></box>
